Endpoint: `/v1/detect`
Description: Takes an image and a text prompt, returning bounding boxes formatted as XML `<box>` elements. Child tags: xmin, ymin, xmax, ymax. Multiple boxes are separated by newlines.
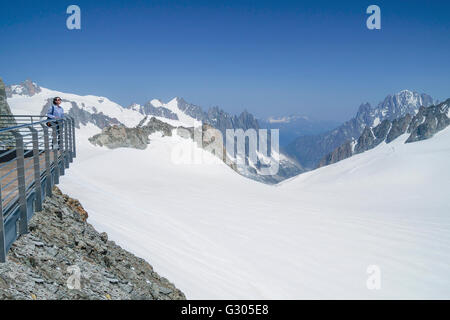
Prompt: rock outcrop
<box><xmin>319</xmin><ymin>99</ymin><xmax>450</xmax><ymax>168</ymax></box>
<box><xmin>88</xmin><ymin>116</ymin><xmax>175</xmax><ymax>149</ymax></box>
<box><xmin>318</xmin><ymin>141</ymin><xmax>353</xmax><ymax>168</ymax></box>
<box><xmin>0</xmin><ymin>187</ymin><xmax>186</xmax><ymax>300</ymax></box>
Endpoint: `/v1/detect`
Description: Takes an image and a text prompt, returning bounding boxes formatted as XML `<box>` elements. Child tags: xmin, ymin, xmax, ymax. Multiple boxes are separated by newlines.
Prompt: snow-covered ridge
<box><xmin>6</xmin><ymin>81</ymin><xmax>202</xmax><ymax>129</ymax></box>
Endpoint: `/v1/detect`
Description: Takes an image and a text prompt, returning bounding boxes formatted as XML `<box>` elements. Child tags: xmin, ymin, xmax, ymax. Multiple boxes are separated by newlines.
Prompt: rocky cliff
<box><xmin>319</xmin><ymin>99</ymin><xmax>450</xmax><ymax>168</ymax></box>
<box><xmin>0</xmin><ymin>187</ymin><xmax>186</xmax><ymax>300</ymax></box>
<box><xmin>0</xmin><ymin>78</ymin><xmax>16</xmax><ymax>145</ymax></box>
<box><xmin>0</xmin><ymin>78</ymin><xmax>15</xmax><ymax>125</ymax></box>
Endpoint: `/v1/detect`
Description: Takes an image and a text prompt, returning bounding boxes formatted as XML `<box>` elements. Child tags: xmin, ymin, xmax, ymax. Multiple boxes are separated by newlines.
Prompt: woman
<box><xmin>47</xmin><ymin>97</ymin><xmax>65</xmax><ymax>149</ymax></box>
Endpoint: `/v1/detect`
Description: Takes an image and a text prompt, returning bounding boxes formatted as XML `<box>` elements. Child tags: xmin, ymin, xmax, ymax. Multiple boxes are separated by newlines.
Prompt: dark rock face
<box><xmin>140</xmin><ymin>102</ymin><xmax>179</xmax><ymax>120</ymax></box>
<box><xmin>406</xmin><ymin>101</ymin><xmax>450</xmax><ymax>143</ymax></box>
<box><xmin>173</xmin><ymin>98</ymin><xmax>261</xmax><ymax>140</ymax></box>
<box><xmin>0</xmin><ymin>187</ymin><xmax>186</xmax><ymax>300</ymax></box>
<box><xmin>318</xmin><ymin>99</ymin><xmax>450</xmax><ymax>168</ymax></box>
<box><xmin>0</xmin><ymin>78</ymin><xmax>15</xmax><ymax>124</ymax></box>
<box><xmin>286</xmin><ymin>90</ymin><xmax>435</xmax><ymax>170</ymax></box>
<box><xmin>0</xmin><ymin>78</ymin><xmax>16</xmax><ymax>144</ymax></box>
<box><xmin>176</xmin><ymin>98</ymin><xmax>206</xmax><ymax>121</ymax></box>
<box><xmin>354</xmin><ymin>126</ymin><xmax>376</xmax><ymax>154</ymax></box>
<box><xmin>386</xmin><ymin>114</ymin><xmax>412</xmax><ymax>143</ymax></box>
<box><xmin>318</xmin><ymin>141</ymin><xmax>353</xmax><ymax>168</ymax></box>
<box><xmin>5</xmin><ymin>80</ymin><xmax>41</xmax><ymax>98</ymax></box>
<box><xmin>372</xmin><ymin>119</ymin><xmax>391</xmax><ymax>143</ymax></box>
<box><xmin>0</xmin><ymin>78</ymin><xmax>12</xmax><ymax>115</ymax></box>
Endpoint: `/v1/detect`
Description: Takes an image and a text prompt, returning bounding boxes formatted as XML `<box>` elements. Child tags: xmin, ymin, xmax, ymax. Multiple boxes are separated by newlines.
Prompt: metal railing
<box><xmin>0</xmin><ymin>115</ymin><xmax>76</xmax><ymax>262</ymax></box>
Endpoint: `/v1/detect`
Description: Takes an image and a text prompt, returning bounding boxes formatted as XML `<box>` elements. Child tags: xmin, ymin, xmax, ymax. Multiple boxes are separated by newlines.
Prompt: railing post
<box><xmin>67</xmin><ymin>116</ymin><xmax>73</xmax><ymax>163</ymax></box>
<box><xmin>29</xmin><ymin>127</ymin><xmax>42</xmax><ymax>211</ymax></box>
<box><xmin>58</xmin><ymin>120</ymin><xmax>65</xmax><ymax>176</ymax></box>
<box><xmin>0</xmin><ymin>187</ymin><xmax>6</xmax><ymax>263</ymax></box>
<box><xmin>64</xmin><ymin>118</ymin><xmax>70</xmax><ymax>169</ymax></box>
<box><xmin>40</xmin><ymin>124</ymin><xmax>53</xmax><ymax>197</ymax></box>
<box><xmin>52</xmin><ymin>123</ymin><xmax>60</xmax><ymax>184</ymax></box>
<box><xmin>71</xmin><ymin>117</ymin><xmax>76</xmax><ymax>158</ymax></box>
<box><xmin>11</xmin><ymin>130</ymin><xmax>28</xmax><ymax>235</ymax></box>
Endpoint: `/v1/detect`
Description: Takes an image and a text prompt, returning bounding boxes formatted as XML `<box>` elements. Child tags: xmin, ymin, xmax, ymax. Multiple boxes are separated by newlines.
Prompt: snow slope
<box><xmin>7</xmin><ymin>87</ymin><xmax>144</xmax><ymax>127</ymax></box>
<box><xmin>56</xmin><ymin>123</ymin><xmax>450</xmax><ymax>299</ymax></box>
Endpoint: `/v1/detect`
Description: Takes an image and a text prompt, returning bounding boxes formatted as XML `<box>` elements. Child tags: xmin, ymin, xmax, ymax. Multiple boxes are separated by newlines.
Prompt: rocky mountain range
<box><xmin>285</xmin><ymin>90</ymin><xmax>436</xmax><ymax>170</ymax></box>
<box><xmin>127</xmin><ymin>97</ymin><xmax>262</xmax><ymax>142</ymax></box>
<box><xmin>319</xmin><ymin>99</ymin><xmax>450</xmax><ymax>167</ymax></box>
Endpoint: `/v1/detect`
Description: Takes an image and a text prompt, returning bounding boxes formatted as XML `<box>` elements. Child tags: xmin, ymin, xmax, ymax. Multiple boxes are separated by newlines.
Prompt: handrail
<box><xmin>0</xmin><ymin>115</ymin><xmax>76</xmax><ymax>262</ymax></box>
<box><xmin>0</xmin><ymin>120</ymin><xmax>50</xmax><ymax>133</ymax></box>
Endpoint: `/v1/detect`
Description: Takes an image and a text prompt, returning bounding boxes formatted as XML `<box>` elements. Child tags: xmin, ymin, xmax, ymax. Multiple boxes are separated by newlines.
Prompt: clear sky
<box><xmin>1</xmin><ymin>0</ymin><xmax>449</xmax><ymax>121</ymax></box>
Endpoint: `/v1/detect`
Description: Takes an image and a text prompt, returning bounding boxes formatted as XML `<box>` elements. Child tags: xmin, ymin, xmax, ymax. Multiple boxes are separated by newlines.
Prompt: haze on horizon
<box><xmin>1</xmin><ymin>0</ymin><xmax>449</xmax><ymax>122</ymax></box>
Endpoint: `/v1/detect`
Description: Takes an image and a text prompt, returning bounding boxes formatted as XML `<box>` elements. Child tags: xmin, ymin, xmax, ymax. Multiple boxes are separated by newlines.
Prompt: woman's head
<box><xmin>53</xmin><ymin>97</ymin><xmax>62</xmax><ymax>105</ymax></box>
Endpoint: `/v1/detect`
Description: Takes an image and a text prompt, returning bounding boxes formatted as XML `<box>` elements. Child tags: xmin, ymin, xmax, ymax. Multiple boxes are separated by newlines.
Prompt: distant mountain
<box><xmin>259</xmin><ymin>115</ymin><xmax>339</xmax><ymax>146</ymax></box>
<box><xmin>128</xmin><ymin>98</ymin><xmax>262</xmax><ymax>139</ymax></box>
<box><xmin>285</xmin><ymin>90</ymin><xmax>436</xmax><ymax>169</ymax></box>
<box><xmin>5</xmin><ymin>79</ymin><xmax>41</xmax><ymax>98</ymax></box>
<box><xmin>319</xmin><ymin>99</ymin><xmax>450</xmax><ymax>167</ymax></box>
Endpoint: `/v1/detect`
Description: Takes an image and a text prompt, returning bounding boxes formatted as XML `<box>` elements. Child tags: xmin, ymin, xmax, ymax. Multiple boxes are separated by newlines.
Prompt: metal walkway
<box><xmin>0</xmin><ymin>115</ymin><xmax>76</xmax><ymax>262</ymax></box>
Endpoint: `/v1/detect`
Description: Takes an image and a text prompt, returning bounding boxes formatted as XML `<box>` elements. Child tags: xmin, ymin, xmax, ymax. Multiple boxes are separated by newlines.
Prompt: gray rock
<box><xmin>354</xmin><ymin>126</ymin><xmax>375</xmax><ymax>154</ymax></box>
<box><xmin>88</xmin><ymin>117</ymin><xmax>176</xmax><ymax>150</ymax></box>
<box><xmin>406</xmin><ymin>100</ymin><xmax>450</xmax><ymax>143</ymax></box>
<box><xmin>0</xmin><ymin>187</ymin><xmax>186</xmax><ymax>300</ymax></box>
<box><xmin>100</xmin><ymin>232</ymin><xmax>108</xmax><ymax>243</ymax></box>
<box><xmin>386</xmin><ymin>114</ymin><xmax>412</xmax><ymax>143</ymax></box>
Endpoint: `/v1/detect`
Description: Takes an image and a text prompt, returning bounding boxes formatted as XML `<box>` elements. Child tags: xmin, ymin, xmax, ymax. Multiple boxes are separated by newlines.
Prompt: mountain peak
<box><xmin>150</xmin><ymin>99</ymin><xmax>163</xmax><ymax>107</ymax></box>
<box><xmin>6</xmin><ymin>79</ymin><xmax>41</xmax><ymax>98</ymax></box>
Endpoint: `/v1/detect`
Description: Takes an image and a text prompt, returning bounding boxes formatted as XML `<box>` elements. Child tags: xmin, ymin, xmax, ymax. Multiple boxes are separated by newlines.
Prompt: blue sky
<box><xmin>1</xmin><ymin>0</ymin><xmax>449</xmax><ymax>121</ymax></box>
